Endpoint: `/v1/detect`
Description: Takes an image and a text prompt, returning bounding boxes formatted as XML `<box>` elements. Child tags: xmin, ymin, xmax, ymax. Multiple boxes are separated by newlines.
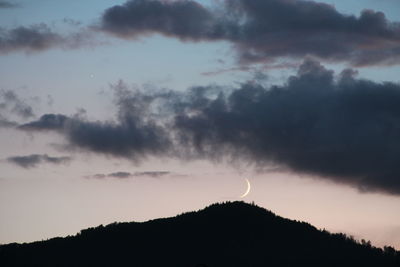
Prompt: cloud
<box><xmin>134</xmin><ymin>171</ymin><xmax>170</xmax><ymax>177</ymax></box>
<box><xmin>201</xmin><ymin>62</ymin><xmax>298</xmax><ymax>76</ymax></box>
<box><xmin>0</xmin><ymin>1</ymin><xmax>17</xmax><ymax>8</ymax></box>
<box><xmin>20</xmin><ymin>83</ymin><xmax>171</xmax><ymax>160</ymax></box>
<box><xmin>19</xmin><ymin>113</ymin><xmax>68</xmax><ymax>131</ymax></box>
<box><xmin>0</xmin><ymin>90</ymin><xmax>34</xmax><ymax>128</ymax></box>
<box><xmin>109</xmin><ymin>171</ymin><xmax>132</xmax><ymax>178</ymax></box>
<box><xmin>100</xmin><ymin>0</ymin><xmax>400</xmax><ymax>66</ymax></box>
<box><xmin>0</xmin><ymin>90</ymin><xmax>34</xmax><ymax>118</ymax></box>
<box><xmin>0</xmin><ymin>24</ymin><xmax>94</xmax><ymax>54</ymax></box>
<box><xmin>3</xmin><ymin>0</ymin><xmax>398</xmax><ymax>65</ymax></box>
<box><xmin>63</xmin><ymin>18</ymin><xmax>82</xmax><ymax>27</ymax></box>
<box><xmin>21</xmin><ymin>113</ymin><xmax>170</xmax><ymax>159</ymax></box>
<box><xmin>100</xmin><ymin>0</ymin><xmax>215</xmax><ymax>41</ymax></box>
<box><xmin>89</xmin><ymin>171</ymin><xmax>170</xmax><ymax>179</ymax></box>
<box><xmin>0</xmin><ymin>119</ymin><xmax>17</xmax><ymax>128</ymax></box>
<box><xmin>7</xmin><ymin>154</ymin><xmax>71</xmax><ymax>168</ymax></box>
<box><xmin>0</xmin><ymin>114</ymin><xmax>18</xmax><ymax>128</ymax></box>
<box><xmin>20</xmin><ymin>60</ymin><xmax>400</xmax><ymax>195</ymax></box>
<box><xmin>172</xmin><ymin>59</ymin><xmax>400</xmax><ymax>194</ymax></box>
<box><xmin>0</xmin><ymin>24</ymin><xmax>63</xmax><ymax>53</ymax></box>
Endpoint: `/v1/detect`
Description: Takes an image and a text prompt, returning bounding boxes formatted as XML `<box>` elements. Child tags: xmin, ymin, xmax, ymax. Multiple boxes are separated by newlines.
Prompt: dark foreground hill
<box><xmin>0</xmin><ymin>202</ymin><xmax>399</xmax><ymax>267</ymax></box>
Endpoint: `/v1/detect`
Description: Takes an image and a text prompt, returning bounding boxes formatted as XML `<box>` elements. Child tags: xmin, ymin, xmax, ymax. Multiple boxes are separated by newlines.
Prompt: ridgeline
<box><xmin>1</xmin><ymin>201</ymin><xmax>399</xmax><ymax>267</ymax></box>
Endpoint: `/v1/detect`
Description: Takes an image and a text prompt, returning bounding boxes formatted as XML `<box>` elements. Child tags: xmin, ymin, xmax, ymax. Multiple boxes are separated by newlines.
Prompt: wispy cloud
<box><xmin>0</xmin><ymin>116</ymin><xmax>18</xmax><ymax>128</ymax></box>
<box><xmin>7</xmin><ymin>154</ymin><xmax>72</xmax><ymax>168</ymax></box>
<box><xmin>0</xmin><ymin>90</ymin><xmax>34</xmax><ymax>128</ymax></box>
<box><xmin>0</xmin><ymin>90</ymin><xmax>34</xmax><ymax>119</ymax></box>
<box><xmin>89</xmin><ymin>171</ymin><xmax>170</xmax><ymax>179</ymax></box>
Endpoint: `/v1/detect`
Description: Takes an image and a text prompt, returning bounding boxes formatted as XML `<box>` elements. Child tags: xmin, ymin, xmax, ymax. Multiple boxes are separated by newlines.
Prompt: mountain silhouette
<box><xmin>0</xmin><ymin>201</ymin><xmax>399</xmax><ymax>266</ymax></box>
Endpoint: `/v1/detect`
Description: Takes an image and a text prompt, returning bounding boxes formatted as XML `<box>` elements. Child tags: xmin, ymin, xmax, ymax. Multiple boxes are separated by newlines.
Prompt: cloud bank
<box><xmin>2</xmin><ymin>0</ymin><xmax>400</xmax><ymax>66</ymax></box>
<box><xmin>101</xmin><ymin>0</ymin><xmax>400</xmax><ymax>66</ymax></box>
<box><xmin>20</xmin><ymin>60</ymin><xmax>400</xmax><ymax>195</ymax></box>
<box><xmin>7</xmin><ymin>154</ymin><xmax>71</xmax><ymax>168</ymax></box>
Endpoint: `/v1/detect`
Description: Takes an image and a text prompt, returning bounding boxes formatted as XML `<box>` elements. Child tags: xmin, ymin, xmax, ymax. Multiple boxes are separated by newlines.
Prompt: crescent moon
<box><xmin>240</xmin><ymin>178</ymin><xmax>251</xmax><ymax>198</ymax></box>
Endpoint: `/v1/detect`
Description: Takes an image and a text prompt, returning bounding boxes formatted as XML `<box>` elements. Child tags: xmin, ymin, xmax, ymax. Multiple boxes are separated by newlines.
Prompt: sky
<box><xmin>1</xmin><ymin>0</ymin><xmax>400</xmax><ymax>249</ymax></box>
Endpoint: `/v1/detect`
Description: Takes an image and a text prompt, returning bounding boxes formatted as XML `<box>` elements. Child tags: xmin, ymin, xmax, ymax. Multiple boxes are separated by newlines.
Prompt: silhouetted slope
<box><xmin>0</xmin><ymin>201</ymin><xmax>399</xmax><ymax>267</ymax></box>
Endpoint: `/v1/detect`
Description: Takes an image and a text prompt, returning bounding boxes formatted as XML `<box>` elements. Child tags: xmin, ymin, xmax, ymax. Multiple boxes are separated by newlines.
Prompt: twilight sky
<box><xmin>1</xmin><ymin>0</ymin><xmax>400</xmax><ymax>249</ymax></box>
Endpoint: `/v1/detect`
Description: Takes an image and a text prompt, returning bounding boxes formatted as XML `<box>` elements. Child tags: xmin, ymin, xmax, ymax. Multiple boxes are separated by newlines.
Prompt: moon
<box><xmin>240</xmin><ymin>178</ymin><xmax>251</xmax><ymax>198</ymax></box>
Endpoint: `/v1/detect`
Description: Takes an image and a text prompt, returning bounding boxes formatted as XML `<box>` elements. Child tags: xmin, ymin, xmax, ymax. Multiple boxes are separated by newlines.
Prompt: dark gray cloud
<box><xmin>100</xmin><ymin>0</ymin><xmax>400</xmax><ymax>66</ymax></box>
<box><xmin>3</xmin><ymin>0</ymin><xmax>399</xmax><ymax>64</ymax></box>
<box><xmin>100</xmin><ymin>0</ymin><xmax>215</xmax><ymax>40</ymax></box>
<box><xmin>19</xmin><ymin>84</ymin><xmax>171</xmax><ymax>160</ymax></box>
<box><xmin>109</xmin><ymin>171</ymin><xmax>132</xmax><ymax>178</ymax></box>
<box><xmin>90</xmin><ymin>171</ymin><xmax>170</xmax><ymax>179</ymax></box>
<box><xmin>20</xmin><ymin>113</ymin><xmax>170</xmax><ymax>159</ymax></box>
<box><xmin>0</xmin><ymin>24</ymin><xmax>94</xmax><ymax>54</ymax></box>
<box><xmin>19</xmin><ymin>113</ymin><xmax>68</xmax><ymax>131</ymax></box>
<box><xmin>0</xmin><ymin>24</ymin><xmax>63</xmax><ymax>53</ymax></box>
<box><xmin>7</xmin><ymin>154</ymin><xmax>71</xmax><ymax>168</ymax></box>
<box><xmin>20</xmin><ymin>60</ymin><xmax>400</xmax><ymax>195</ymax></box>
<box><xmin>0</xmin><ymin>1</ymin><xmax>17</xmax><ymax>8</ymax></box>
<box><xmin>173</xmin><ymin>60</ymin><xmax>400</xmax><ymax>194</ymax></box>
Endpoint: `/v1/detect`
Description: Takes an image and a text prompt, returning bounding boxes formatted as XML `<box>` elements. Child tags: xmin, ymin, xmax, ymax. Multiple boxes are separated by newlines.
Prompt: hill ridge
<box><xmin>1</xmin><ymin>201</ymin><xmax>399</xmax><ymax>267</ymax></box>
